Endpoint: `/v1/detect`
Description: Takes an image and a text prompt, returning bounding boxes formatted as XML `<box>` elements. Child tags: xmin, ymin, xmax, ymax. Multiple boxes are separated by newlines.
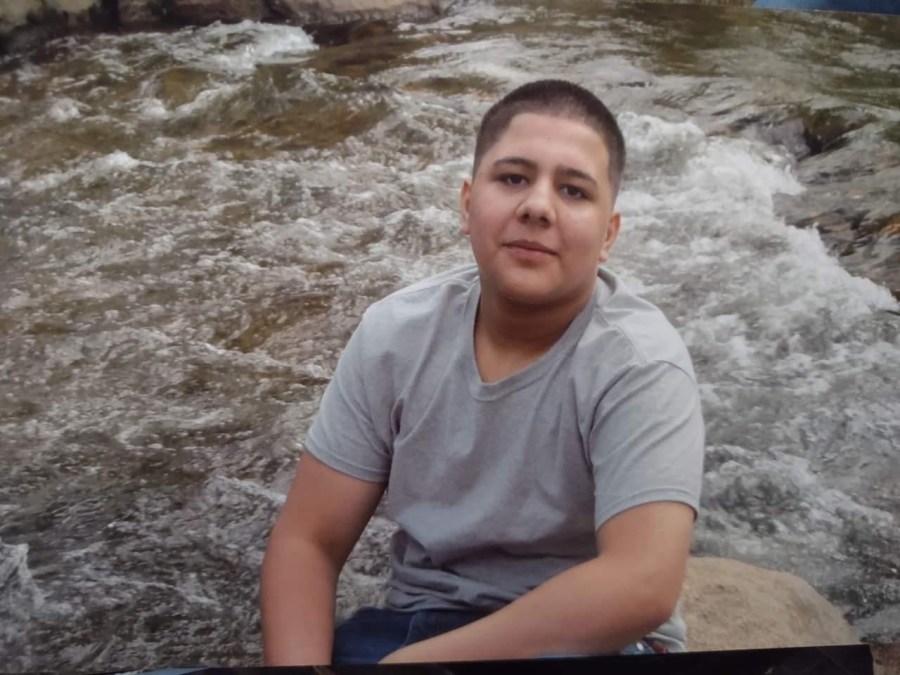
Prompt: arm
<box><xmin>261</xmin><ymin>451</ymin><xmax>386</xmax><ymax>666</ymax></box>
<box><xmin>380</xmin><ymin>500</ymin><xmax>694</xmax><ymax>663</ymax></box>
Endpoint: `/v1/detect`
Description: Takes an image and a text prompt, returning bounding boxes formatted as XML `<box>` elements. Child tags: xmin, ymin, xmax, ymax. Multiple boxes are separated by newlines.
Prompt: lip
<box><xmin>503</xmin><ymin>240</ymin><xmax>556</xmax><ymax>255</ymax></box>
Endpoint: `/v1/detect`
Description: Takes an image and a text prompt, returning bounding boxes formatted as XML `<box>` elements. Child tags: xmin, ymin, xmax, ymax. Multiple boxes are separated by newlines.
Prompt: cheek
<box><xmin>469</xmin><ymin>227</ymin><xmax>492</xmax><ymax>259</ymax></box>
<box><xmin>565</xmin><ymin>218</ymin><xmax>606</xmax><ymax>248</ymax></box>
<box><xmin>468</xmin><ymin>202</ymin><xmax>502</xmax><ymax>238</ymax></box>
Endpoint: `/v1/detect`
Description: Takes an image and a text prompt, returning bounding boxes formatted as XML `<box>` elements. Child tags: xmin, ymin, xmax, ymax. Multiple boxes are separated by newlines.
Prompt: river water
<box><xmin>1</xmin><ymin>1</ymin><xmax>899</xmax><ymax>670</ymax></box>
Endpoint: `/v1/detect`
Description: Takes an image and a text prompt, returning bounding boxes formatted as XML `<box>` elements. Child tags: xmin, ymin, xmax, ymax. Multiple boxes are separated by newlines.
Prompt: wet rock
<box><xmin>302</xmin><ymin>18</ymin><xmax>392</xmax><ymax>47</ymax></box>
<box><xmin>727</xmin><ymin>109</ymin><xmax>812</xmax><ymax>160</ymax></box>
<box><xmin>762</xmin><ymin>104</ymin><xmax>900</xmax><ymax>300</ymax></box>
<box><xmin>878</xmin><ymin>213</ymin><xmax>900</xmax><ymax>238</ymax></box>
<box><xmin>784</xmin><ymin>204</ymin><xmax>900</xmax><ymax>299</ymax></box>
<box><xmin>838</xmin><ymin>235</ymin><xmax>900</xmax><ymax>302</ymax></box>
<box><xmin>798</xmin><ymin>105</ymin><xmax>876</xmax><ymax>157</ymax></box>
<box><xmin>122</xmin><ymin>0</ymin><xmax>276</xmax><ymax>27</ymax></box>
<box><xmin>0</xmin><ymin>0</ymin><xmax>119</xmax><ymax>54</ymax></box>
<box><xmin>0</xmin><ymin>0</ymin><xmax>41</xmax><ymax>25</ymax></box>
<box><xmin>863</xmin><ymin>210</ymin><xmax>900</xmax><ymax>238</ymax></box>
<box><xmin>0</xmin><ymin>540</ymin><xmax>42</xmax><ymax>669</ymax></box>
<box><xmin>1</xmin><ymin>0</ymin><xmax>442</xmax><ymax>55</ymax></box>
<box><xmin>272</xmin><ymin>0</ymin><xmax>440</xmax><ymax>25</ymax></box>
<box><xmin>727</xmin><ymin>105</ymin><xmax>877</xmax><ymax>162</ymax></box>
<box><xmin>761</xmin><ymin>116</ymin><xmax>809</xmax><ymax>160</ymax></box>
<box><xmin>683</xmin><ymin>557</ymin><xmax>860</xmax><ymax>650</ymax></box>
<box><xmin>116</xmin><ymin>0</ymin><xmax>156</xmax><ymax>25</ymax></box>
<box><xmin>307</xmin><ymin>31</ymin><xmax>422</xmax><ymax>76</ymax></box>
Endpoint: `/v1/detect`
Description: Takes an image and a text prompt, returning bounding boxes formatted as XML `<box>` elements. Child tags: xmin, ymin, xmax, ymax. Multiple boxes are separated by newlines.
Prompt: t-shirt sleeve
<box><xmin>589</xmin><ymin>360</ymin><xmax>705</xmax><ymax>530</ymax></box>
<box><xmin>304</xmin><ymin>313</ymin><xmax>392</xmax><ymax>483</ymax></box>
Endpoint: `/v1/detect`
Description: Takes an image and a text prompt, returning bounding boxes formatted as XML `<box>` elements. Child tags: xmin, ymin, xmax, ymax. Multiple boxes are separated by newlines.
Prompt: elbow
<box><xmin>632</xmin><ymin>569</ymin><xmax>684</xmax><ymax>633</ymax></box>
<box><xmin>601</xmin><ymin>554</ymin><xmax>684</xmax><ymax>636</ymax></box>
<box><xmin>644</xmin><ymin>594</ymin><xmax>679</xmax><ymax>632</ymax></box>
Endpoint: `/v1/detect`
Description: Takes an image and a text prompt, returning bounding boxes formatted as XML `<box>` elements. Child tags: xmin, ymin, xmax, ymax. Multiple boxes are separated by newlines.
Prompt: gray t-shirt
<box><xmin>305</xmin><ymin>264</ymin><xmax>704</xmax><ymax>651</ymax></box>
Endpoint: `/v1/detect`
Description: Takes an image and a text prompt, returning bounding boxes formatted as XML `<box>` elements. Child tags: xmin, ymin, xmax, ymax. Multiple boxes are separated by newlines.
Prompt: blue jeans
<box><xmin>754</xmin><ymin>0</ymin><xmax>900</xmax><ymax>13</ymax></box>
<box><xmin>331</xmin><ymin>607</ymin><xmax>661</xmax><ymax>664</ymax></box>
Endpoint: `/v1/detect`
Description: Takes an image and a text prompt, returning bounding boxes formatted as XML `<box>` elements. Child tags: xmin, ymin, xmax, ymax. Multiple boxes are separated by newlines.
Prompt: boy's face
<box><xmin>461</xmin><ymin>112</ymin><xmax>620</xmax><ymax>311</ymax></box>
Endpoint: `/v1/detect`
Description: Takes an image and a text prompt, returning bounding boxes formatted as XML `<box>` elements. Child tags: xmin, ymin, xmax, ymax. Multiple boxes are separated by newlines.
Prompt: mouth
<box><xmin>503</xmin><ymin>239</ymin><xmax>556</xmax><ymax>256</ymax></box>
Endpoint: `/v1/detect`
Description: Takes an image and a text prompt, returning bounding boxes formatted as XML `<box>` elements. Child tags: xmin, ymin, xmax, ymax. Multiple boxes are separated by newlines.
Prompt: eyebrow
<box><xmin>492</xmin><ymin>156</ymin><xmax>599</xmax><ymax>188</ymax></box>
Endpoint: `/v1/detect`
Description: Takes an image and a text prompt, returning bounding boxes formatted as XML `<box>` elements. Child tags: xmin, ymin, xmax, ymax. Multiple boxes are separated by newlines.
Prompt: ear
<box><xmin>598</xmin><ymin>211</ymin><xmax>621</xmax><ymax>264</ymax></box>
<box><xmin>460</xmin><ymin>179</ymin><xmax>472</xmax><ymax>235</ymax></box>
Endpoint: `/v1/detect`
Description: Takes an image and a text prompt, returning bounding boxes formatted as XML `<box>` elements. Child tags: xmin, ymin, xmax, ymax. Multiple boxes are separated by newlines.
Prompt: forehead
<box><xmin>485</xmin><ymin>112</ymin><xmax>610</xmax><ymax>177</ymax></box>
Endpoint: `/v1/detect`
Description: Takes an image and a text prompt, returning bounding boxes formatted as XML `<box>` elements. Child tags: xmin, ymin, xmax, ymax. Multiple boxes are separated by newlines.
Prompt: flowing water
<box><xmin>1</xmin><ymin>1</ymin><xmax>899</xmax><ymax>670</ymax></box>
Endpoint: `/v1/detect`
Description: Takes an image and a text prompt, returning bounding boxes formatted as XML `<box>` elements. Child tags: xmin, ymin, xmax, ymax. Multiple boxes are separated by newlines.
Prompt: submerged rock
<box><xmin>798</xmin><ymin>105</ymin><xmax>876</xmax><ymax>157</ymax></box>
<box><xmin>726</xmin><ymin>104</ymin><xmax>876</xmax><ymax>161</ymax></box>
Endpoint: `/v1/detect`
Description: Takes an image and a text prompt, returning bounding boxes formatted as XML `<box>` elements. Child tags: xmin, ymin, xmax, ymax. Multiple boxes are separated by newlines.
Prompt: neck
<box><xmin>473</xmin><ymin>282</ymin><xmax>595</xmax><ymax>382</ymax></box>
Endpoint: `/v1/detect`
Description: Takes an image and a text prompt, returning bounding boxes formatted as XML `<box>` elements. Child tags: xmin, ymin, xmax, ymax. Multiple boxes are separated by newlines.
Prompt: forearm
<box><xmin>382</xmin><ymin>556</ymin><xmax>676</xmax><ymax>663</ymax></box>
<box><xmin>260</xmin><ymin>531</ymin><xmax>340</xmax><ymax>666</ymax></box>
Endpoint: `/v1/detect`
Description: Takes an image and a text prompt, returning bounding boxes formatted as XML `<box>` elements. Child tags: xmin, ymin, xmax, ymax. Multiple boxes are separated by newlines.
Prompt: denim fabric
<box><xmin>754</xmin><ymin>0</ymin><xmax>900</xmax><ymax>13</ymax></box>
<box><xmin>331</xmin><ymin>607</ymin><xmax>659</xmax><ymax>665</ymax></box>
<box><xmin>332</xmin><ymin>607</ymin><xmax>490</xmax><ymax>664</ymax></box>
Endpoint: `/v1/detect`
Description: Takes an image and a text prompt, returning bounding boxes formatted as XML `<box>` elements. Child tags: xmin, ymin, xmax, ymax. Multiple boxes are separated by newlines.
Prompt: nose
<box><xmin>515</xmin><ymin>178</ymin><xmax>555</xmax><ymax>226</ymax></box>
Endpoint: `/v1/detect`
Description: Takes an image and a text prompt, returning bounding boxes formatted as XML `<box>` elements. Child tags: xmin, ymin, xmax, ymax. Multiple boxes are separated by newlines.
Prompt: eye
<box><xmin>562</xmin><ymin>185</ymin><xmax>587</xmax><ymax>199</ymax></box>
<box><xmin>500</xmin><ymin>173</ymin><xmax>527</xmax><ymax>186</ymax></box>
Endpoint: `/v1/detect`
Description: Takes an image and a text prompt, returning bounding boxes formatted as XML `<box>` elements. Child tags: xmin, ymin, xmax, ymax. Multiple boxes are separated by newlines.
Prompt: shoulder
<box><xmin>578</xmin><ymin>268</ymin><xmax>696</xmax><ymax>382</ymax></box>
<box><xmin>357</xmin><ymin>263</ymin><xmax>478</xmax><ymax>343</ymax></box>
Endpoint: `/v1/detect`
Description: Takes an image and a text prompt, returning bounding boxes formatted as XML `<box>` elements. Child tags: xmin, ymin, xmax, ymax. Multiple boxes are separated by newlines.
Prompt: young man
<box><xmin>261</xmin><ymin>80</ymin><xmax>705</xmax><ymax>666</ymax></box>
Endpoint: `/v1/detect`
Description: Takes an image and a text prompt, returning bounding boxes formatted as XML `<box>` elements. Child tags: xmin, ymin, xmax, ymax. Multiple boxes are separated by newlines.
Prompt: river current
<box><xmin>1</xmin><ymin>1</ymin><xmax>899</xmax><ymax>670</ymax></box>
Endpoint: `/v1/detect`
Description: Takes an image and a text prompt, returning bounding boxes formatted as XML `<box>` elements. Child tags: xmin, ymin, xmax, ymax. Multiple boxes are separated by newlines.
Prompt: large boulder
<box><xmin>683</xmin><ymin>557</ymin><xmax>860</xmax><ymax>650</ymax></box>
<box><xmin>685</xmin><ymin>557</ymin><xmax>900</xmax><ymax>674</ymax></box>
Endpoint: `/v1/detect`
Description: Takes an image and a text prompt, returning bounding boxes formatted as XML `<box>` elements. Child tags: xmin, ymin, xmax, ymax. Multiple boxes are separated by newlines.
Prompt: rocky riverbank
<box><xmin>0</xmin><ymin>0</ymin><xmax>442</xmax><ymax>54</ymax></box>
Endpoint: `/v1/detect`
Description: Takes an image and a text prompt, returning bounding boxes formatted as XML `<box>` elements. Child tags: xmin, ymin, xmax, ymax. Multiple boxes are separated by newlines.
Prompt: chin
<box><xmin>495</xmin><ymin>274</ymin><xmax>595</xmax><ymax>310</ymax></box>
<box><xmin>498</xmin><ymin>284</ymin><xmax>562</xmax><ymax>308</ymax></box>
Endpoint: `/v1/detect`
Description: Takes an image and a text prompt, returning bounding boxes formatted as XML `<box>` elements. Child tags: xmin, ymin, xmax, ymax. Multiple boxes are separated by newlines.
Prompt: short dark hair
<box><xmin>472</xmin><ymin>80</ymin><xmax>626</xmax><ymax>198</ymax></box>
